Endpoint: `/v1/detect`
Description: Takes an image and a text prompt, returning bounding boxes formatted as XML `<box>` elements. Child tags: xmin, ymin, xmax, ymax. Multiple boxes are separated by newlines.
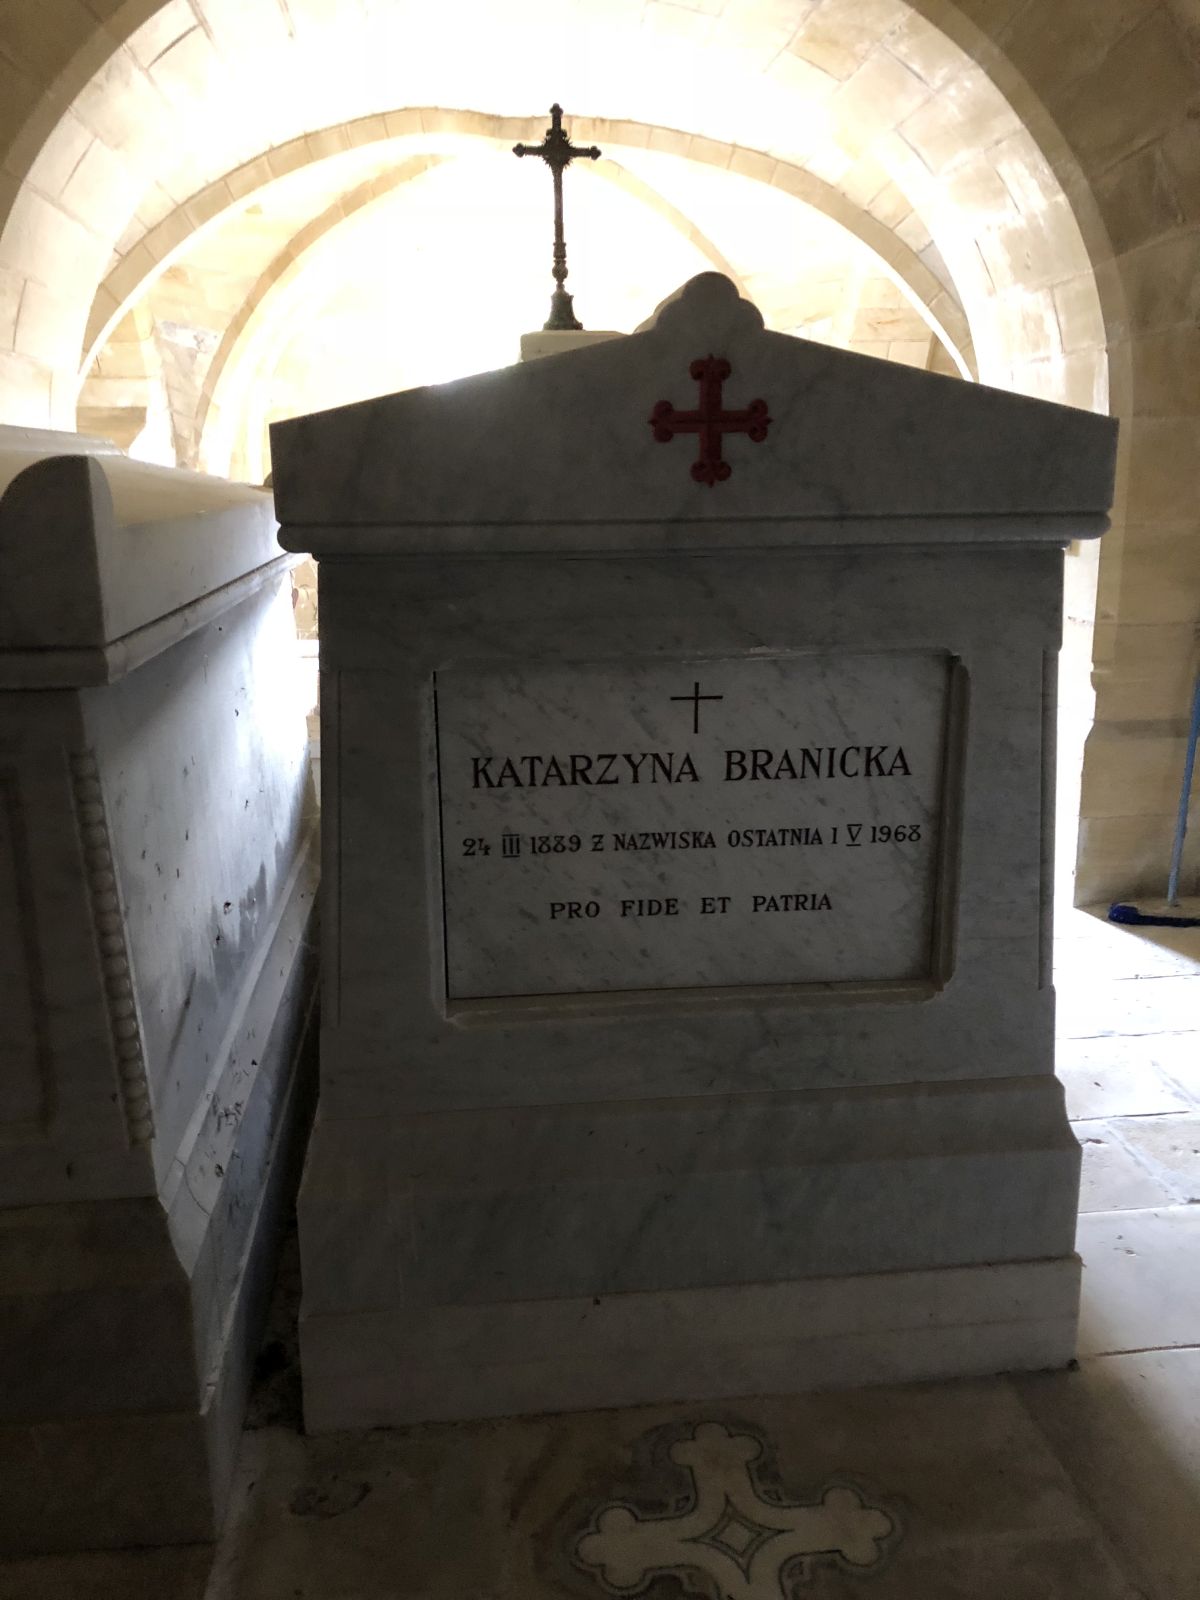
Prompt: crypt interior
<box><xmin>2</xmin><ymin>1</ymin><xmax>1200</xmax><ymax>1596</ymax></box>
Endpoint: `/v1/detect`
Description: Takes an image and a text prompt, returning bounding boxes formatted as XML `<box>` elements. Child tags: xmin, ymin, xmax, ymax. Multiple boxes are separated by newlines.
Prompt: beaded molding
<box><xmin>70</xmin><ymin>751</ymin><xmax>154</xmax><ymax>1146</ymax></box>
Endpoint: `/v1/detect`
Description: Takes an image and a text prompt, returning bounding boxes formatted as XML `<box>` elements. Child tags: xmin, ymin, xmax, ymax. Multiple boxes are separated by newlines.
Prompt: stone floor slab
<box><xmin>1148</xmin><ymin>1041</ymin><xmax>1200</xmax><ymax>1107</ymax></box>
<box><xmin>1108</xmin><ymin>1112</ymin><xmax>1200</xmax><ymax>1201</ymax></box>
<box><xmin>1014</xmin><ymin>1349</ymin><xmax>1200</xmax><ymax>1600</ymax></box>
<box><xmin>1058</xmin><ymin>1053</ymin><xmax>1193</xmax><ymax>1119</ymax></box>
<box><xmin>1056</xmin><ymin>913</ymin><xmax>1200</xmax><ymax>979</ymax></box>
<box><xmin>203</xmin><ymin>1379</ymin><xmax>1139</xmax><ymax>1599</ymax></box>
<box><xmin>1056</xmin><ymin>975</ymin><xmax>1200</xmax><ymax>1039</ymax></box>
<box><xmin>1077</xmin><ymin>1207</ymin><xmax>1200</xmax><ymax>1356</ymax></box>
<box><xmin>1056</xmin><ymin>1029</ymin><xmax>1199</xmax><ymax>1085</ymax></box>
<box><xmin>0</xmin><ymin>1545</ymin><xmax>210</xmax><ymax>1600</ymax></box>
<box><xmin>1074</xmin><ymin>1127</ymin><xmax>1176</xmax><ymax>1211</ymax></box>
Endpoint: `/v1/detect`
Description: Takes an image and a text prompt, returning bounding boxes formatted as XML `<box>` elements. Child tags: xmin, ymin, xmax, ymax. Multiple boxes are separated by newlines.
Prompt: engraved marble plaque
<box><xmin>434</xmin><ymin>653</ymin><xmax>950</xmax><ymax>1000</ymax></box>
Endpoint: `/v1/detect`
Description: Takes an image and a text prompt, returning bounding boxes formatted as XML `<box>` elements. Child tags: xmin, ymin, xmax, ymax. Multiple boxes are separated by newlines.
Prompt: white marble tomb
<box><xmin>0</xmin><ymin>429</ymin><xmax>318</xmax><ymax>1552</ymax></box>
<box><xmin>271</xmin><ymin>273</ymin><xmax>1118</xmax><ymax>1430</ymax></box>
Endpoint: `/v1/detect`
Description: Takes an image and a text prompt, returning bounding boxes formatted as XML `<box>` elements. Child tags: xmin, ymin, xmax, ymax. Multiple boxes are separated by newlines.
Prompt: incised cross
<box><xmin>670</xmin><ymin>681</ymin><xmax>724</xmax><ymax>735</ymax></box>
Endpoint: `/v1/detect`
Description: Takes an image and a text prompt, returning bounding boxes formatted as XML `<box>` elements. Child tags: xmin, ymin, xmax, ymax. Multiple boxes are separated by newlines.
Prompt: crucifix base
<box><xmin>545</xmin><ymin>287</ymin><xmax>584</xmax><ymax>331</ymax></box>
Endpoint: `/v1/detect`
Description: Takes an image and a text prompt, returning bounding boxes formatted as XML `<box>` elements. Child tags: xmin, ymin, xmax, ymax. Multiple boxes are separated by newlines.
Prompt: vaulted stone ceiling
<box><xmin>2</xmin><ymin>0</ymin><xmax>1106</xmax><ymax>467</ymax></box>
<box><xmin>10</xmin><ymin>0</ymin><xmax>1200</xmax><ymax>905</ymax></box>
<box><xmin>81</xmin><ymin>127</ymin><xmax>972</xmax><ymax>477</ymax></box>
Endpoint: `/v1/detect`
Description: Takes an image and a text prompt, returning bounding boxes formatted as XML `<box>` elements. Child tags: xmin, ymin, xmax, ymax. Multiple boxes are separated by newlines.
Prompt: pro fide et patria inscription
<box><xmin>435</xmin><ymin>653</ymin><xmax>949</xmax><ymax>1000</ymax></box>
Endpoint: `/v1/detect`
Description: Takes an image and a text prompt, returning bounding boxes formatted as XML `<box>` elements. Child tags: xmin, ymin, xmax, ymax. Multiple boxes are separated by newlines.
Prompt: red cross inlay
<box><xmin>649</xmin><ymin>356</ymin><xmax>771</xmax><ymax>486</ymax></box>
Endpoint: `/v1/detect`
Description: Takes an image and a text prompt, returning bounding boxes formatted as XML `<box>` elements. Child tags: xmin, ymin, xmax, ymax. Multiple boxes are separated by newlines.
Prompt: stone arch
<box><xmin>192</xmin><ymin>155</ymin><xmax>450</xmax><ymax>477</ymax></box>
<box><xmin>76</xmin><ymin>111</ymin><xmax>978</xmax><ymax>396</ymax></box>
<box><xmin>2</xmin><ymin>4</ymin><xmax>1107</xmax><ymax>429</ymax></box>
<box><xmin>186</xmin><ymin>148</ymin><xmax>755</xmax><ymax>478</ymax></box>
<box><xmin>75</xmin><ymin>300</ymin><xmax>162</xmax><ymax>451</ymax></box>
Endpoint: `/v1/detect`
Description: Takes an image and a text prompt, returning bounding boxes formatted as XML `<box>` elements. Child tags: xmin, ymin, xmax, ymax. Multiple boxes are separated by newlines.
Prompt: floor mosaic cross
<box><xmin>574</xmin><ymin>1421</ymin><xmax>896</xmax><ymax>1598</ymax></box>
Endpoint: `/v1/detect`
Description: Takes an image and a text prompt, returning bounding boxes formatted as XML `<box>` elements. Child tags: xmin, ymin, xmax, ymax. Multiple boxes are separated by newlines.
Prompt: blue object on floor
<box><xmin>1108</xmin><ymin>902</ymin><xmax>1200</xmax><ymax>928</ymax></box>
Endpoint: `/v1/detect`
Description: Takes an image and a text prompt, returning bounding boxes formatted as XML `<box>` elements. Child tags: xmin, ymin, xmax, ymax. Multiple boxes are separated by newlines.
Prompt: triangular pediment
<box><xmin>270</xmin><ymin>273</ymin><xmax>1116</xmax><ymax>533</ymax></box>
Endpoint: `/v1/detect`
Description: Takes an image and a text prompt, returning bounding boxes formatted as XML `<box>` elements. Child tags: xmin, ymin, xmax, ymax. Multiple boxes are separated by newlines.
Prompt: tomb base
<box><xmin>0</xmin><ymin>850</ymin><xmax>318</xmax><ymax>1555</ymax></box>
<box><xmin>300</xmin><ymin>1256</ymin><xmax>1080</xmax><ymax>1432</ymax></box>
<box><xmin>297</xmin><ymin>1071</ymin><xmax>1080</xmax><ymax>1432</ymax></box>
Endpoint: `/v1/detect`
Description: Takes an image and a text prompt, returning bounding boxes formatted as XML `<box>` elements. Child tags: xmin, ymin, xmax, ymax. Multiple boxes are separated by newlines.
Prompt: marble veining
<box><xmin>436</xmin><ymin>650</ymin><xmax>950</xmax><ymax>999</ymax></box>
<box><xmin>271</xmin><ymin>273</ymin><xmax>1117</xmax><ymax>536</ymax></box>
<box><xmin>283</xmin><ymin>271</ymin><xmax>1114</xmax><ymax>1431</ymax></box>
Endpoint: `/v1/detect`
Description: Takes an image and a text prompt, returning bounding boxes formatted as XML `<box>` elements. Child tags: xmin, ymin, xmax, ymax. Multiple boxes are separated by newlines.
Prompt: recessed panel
<box><xmin>435</xmin><ymin>653</ymin><xmax>949</xmax><ymax>1000</ymax></box>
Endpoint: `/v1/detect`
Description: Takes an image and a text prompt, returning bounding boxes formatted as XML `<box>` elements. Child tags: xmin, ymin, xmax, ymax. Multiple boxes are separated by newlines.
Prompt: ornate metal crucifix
<box><xmin>514</xmin><ymin>104</ymin><xmax>601</xmax><ymax>331</ymax></box>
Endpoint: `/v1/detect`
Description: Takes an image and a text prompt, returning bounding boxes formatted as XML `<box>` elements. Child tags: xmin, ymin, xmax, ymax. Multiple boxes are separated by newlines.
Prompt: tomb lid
<box><xmin>270</xmin><ymin>273</ymin><xmax>1117</xmax><ymax>552</ymax></box>
<box><xmin>0</xmin><ymin>435</ymin><xmax>285</xmax><ymax>678</ymax></box>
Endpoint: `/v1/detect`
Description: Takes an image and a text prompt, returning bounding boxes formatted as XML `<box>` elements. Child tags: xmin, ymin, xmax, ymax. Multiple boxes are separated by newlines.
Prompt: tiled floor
<box><xmin>3</xmin><ymin>906</ymin><xmax>1198</xmax><ymax>1600</ymax></box>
